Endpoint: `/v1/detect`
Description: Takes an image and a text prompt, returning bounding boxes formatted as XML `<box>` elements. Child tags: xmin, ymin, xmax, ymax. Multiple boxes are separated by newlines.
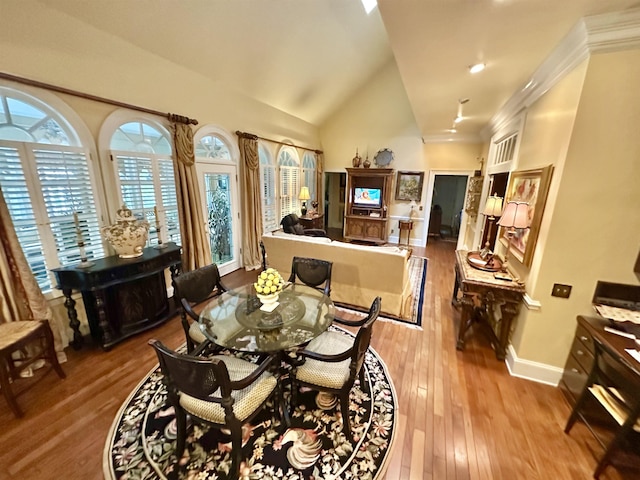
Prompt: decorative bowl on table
<box><xmin>254</xmin><ymin>268</ymin><xmax>285</xmax><ymax>312</ymax></box>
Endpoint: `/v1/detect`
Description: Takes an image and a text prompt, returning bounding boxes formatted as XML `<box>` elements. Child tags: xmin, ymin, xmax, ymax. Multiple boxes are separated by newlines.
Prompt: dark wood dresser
<box><xmin>52</xmin><ymin>243</ymin><xmax>182</xmax><ymax>350</ymax></box>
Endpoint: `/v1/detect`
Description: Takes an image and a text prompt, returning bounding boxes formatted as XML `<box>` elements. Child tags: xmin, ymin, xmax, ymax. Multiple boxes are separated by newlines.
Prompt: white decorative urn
<box><xmin>102</xmin><ymin>205</ymin><xmax>150</xmax><ymax>258</ymax></box>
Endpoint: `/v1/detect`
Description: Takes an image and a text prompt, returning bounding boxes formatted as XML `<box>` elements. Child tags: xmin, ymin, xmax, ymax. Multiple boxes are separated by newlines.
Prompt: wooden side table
<box><xmin>299</xmin><ymin>213</ymin><xmax>324</xmax><ymax>230</ymax></box>
<box><xmin>452</xmin><ymin>249</ymin><xmax>525</xmax><ymax>360</ymax></box>
<box><xmin>398</xmin><ymin>220</ymin><xmax>413</xmax><ymax>246</ymax></box>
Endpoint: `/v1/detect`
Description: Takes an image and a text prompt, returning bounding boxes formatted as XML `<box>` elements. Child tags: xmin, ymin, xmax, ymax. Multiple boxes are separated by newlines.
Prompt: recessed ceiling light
<box><xmin>469</xmin><ymin>63</ymin><xmax>485</xmax><ymax>74</ymax></box>
<box><xmin>361</xmin><ymin>0</ymin><xmax>377</xmax><ymax>14</ymax></box>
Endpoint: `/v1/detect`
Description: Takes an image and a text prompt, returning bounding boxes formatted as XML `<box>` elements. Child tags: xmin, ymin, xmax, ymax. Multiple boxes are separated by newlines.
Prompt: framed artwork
<box><xmin>499</xmin><ymin>165</ymin><xmax>554</xmax><ymax>267</ymax></box>
<box><xmin>395</xmin><ymin>171</ymin><xmax>424</xmax><ymax>201</ymax></box>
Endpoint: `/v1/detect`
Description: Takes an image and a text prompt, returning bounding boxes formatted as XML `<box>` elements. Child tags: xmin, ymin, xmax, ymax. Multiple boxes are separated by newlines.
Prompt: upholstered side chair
<box><xmin>280</xmin><ymin>213</ymin><xmax>327</xmax><ymax>237</ymax></box>
<box><xmin>149</xmin><ymin>340</ymin><xmax>282</xmax><ymax>480</ymax></box>
<box><xmin>173</xmin><ymin>263</ymin><xmax>227</xmax><ymax>354</ymax></box>
<box><xmin>288</xmin><ymin>256</ymin><xmax>333</xmax><ymax>297</ymax></box>
<box><xmin>291</xmin><ymin>296</ymin><xmax>381</xmax><ymax>442</ymax></box>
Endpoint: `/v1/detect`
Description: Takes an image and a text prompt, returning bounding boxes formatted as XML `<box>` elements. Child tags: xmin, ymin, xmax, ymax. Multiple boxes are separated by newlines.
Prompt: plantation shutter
<box><xmin>0</xmin><ymin>143</ymin><xmax>104</xmax><ymax>291</ymax></box>
<box><xmin>280</xmin><ymin>165</ymin><xmax>299</xmax><ymax>217</ymax></box>
<box><xmin>261</xmin><ymin>164</ymin><xmax>278</xmax><ymax>231</ymax></box>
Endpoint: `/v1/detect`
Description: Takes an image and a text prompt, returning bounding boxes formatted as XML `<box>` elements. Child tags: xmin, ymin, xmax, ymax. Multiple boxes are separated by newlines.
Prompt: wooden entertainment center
<box><xmin>344</xmin><ymin>168</ymin><xmax>394</xmax><ymax>244</ymax></box>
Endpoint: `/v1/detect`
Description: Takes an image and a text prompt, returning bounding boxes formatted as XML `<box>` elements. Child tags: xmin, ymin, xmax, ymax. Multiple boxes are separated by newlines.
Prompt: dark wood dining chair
<box><xmin>149</xmin><ymin>339</ymin><xmax>282</xmax><ymax>480</ymax></box>
<box><xmin>0</xmin><ymin>320</ymin><xmax>66</xmax><ymax>417</ymax></box>
<box><xmin>288</xmin><ymin>256</ymin><xmax>332</xmax><ymax>297</ymax></box>
<box><xmin>173</xmin><ymin>263</ymin><xmax>227</xmax><ymax>354</ymax></box>
<box><xmin>564</xmin><ymin>335</ymin><xmax>640</xmax><ymax>478</ymax></box>
<box><xmin>291</xmin><ymin>296</ymin><xmax>381</xmax><ymax>442</ymax></box>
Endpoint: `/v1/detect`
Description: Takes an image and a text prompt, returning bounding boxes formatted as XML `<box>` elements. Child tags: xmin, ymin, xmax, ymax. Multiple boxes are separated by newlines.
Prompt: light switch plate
<box><xmin>552</xmin><ymin>283</ymin><xmax>572</xmax><ymax>298</ymax></box>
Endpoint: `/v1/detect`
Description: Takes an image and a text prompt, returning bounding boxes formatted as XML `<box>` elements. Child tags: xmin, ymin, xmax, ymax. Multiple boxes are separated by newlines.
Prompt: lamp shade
<box><xmin>409</xmin><ymin>200</ymin><xmax>418</xmax><ymax>209</ymax></box>
<box><xmin>497</xmin><ymin>201</ymin><xmax>530</xmax><ymax>229</ymax></box>
<box><xmin>298</xmin><ymin>186</ymin><xmax>311</xmax><ymax>201</ymax></box>
<box><xmin>482</xmin><ymin>195</ymin><xmax>503</xmax><ymax>217</ymax></box>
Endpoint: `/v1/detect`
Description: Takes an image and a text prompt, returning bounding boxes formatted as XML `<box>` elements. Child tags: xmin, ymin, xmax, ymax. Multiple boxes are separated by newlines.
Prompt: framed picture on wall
<box><xmin>499</xmin><ymin>165</ymin><xmax>554</xmax><ymax>267</ymax></box>
<box><xmin>395</xmin><ymin>171</ymin><xmax>424</xmax><ymax>201</ymax></box>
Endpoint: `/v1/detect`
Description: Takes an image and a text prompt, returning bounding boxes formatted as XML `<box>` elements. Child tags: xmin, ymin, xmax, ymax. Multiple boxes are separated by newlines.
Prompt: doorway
<box><xmin>196</xmin><ymin>163</ymin><xmax>241</xmax><ymax>275</ymax></box>
<box><xmin>424</xmin><ymin>171</ymin><xmax>474</xmax><ymax>247</ymax></box>
<box><xmin>324</xmin><ymin>172</ymin><xmax>346</xmax><ymax>239</ymax></box>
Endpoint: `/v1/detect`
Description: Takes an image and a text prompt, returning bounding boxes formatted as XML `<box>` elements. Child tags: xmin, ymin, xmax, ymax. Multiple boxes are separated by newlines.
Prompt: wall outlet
<box><xmin>551</xmin><ymin>283</ymin><xmax>572</xmax><ymax>298</ymax></box>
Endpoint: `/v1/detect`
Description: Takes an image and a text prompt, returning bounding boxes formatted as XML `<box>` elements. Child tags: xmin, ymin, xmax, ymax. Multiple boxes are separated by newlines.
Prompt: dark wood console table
<box><xmin>52</xmin><ymin>243</ymin><xmax>182</xmax><ymax>350</ymax></box>
<box><xmin>452</xmin><ymin>249</ymin><xmax>525</xmax><ymax>360</ymax></box>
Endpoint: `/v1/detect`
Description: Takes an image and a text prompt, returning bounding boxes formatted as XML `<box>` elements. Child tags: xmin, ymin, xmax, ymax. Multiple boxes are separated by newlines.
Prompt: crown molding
<box><xmin>482</xmin><ymin>8</ymin><xmax>640</xmax><ymax>140</ymax></box>
<box><xmin>422</xmin><ymin>132</ymin><xmax>482</xmax><ymax>144</ymax></box>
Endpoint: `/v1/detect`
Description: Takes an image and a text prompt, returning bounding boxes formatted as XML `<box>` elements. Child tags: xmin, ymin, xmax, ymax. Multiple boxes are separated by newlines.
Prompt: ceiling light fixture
<box><xmin>361</xmin><ymin>0</ymin><xmax>377</xmax><ymax>14</ymax></box>
<box><xmin>469</xmin><ymin>63</ymin><xmax>485</xmax><ymax>74</ymax></box>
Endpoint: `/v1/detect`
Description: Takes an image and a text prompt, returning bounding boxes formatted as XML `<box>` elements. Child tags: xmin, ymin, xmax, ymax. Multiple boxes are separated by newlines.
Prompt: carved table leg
<box><xmin>94</xmin><ymin>289</ymin><xmax>114</xmax><ymax>350</ymax></box>
<box><xmin>451</xmin><ymin>267</ymin><xmax>461</xmax><ymax>305</ymax></box>
<box><xmin>62</xmin><ymin>288</ymin><xmax>83</xmax><ymax>350</ymax></box>
<box><xmin>496</xmin><ymin>301</ymin><xmax>519</xmax><ymax>360</ymax></box>
<box><xmin>456</xmin><ymin>294</ymin><xmax>475</xmax><ymax>351</ymax></box>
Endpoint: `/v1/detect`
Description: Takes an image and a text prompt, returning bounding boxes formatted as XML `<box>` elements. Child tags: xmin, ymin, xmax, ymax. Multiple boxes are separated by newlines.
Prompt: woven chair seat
<box><xmin>295</xmin><ymin>331</ymin><xmax>354</xmax><ymax>389</ymax></box>
<box><xmin>0</xmin><ymin>321</ymin><xmax>43</xmax><ymax>350</ymax></box>
<box><xmin>179</xmin><ymin>355</ymin><xmax>277</xmax><ymax>422</ymax></box>
<box><xmin>188</xmin><ymin>321</ymin><xmax>207</xmax><ymax>344</ymax></box>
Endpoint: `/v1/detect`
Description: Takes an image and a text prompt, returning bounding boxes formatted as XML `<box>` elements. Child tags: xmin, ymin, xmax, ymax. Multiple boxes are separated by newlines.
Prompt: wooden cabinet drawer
<box><xmin>570</xmin><ymin>335</ymin><xmax>594</xmax><ymax>373</ymax></box>
<box><xmin>575</xmin><ymin>322</ymin><xmax>594</xmax><ymax>354</ymax></box>
<box><xmin>561</xmin><ymin>353</ymin><xmax>589</xmax><ymax>403</ymax></box>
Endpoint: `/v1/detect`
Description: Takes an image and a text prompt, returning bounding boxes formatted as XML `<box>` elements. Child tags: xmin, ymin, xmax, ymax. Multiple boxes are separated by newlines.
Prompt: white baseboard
<box><xmin>505</xmin><ymin>344</ymin><xmax>564</xmax><ymax>386</ymax></box>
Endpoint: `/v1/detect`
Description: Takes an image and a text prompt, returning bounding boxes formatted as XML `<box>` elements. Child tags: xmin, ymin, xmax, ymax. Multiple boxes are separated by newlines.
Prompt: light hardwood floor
<box><xmin>0</xmin><ymin>240</ymin><xmax>631</xmax><ymax>479</ymax></box>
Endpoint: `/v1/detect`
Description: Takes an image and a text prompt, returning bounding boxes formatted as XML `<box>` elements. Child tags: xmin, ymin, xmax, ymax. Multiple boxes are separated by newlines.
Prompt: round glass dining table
<box><xmin>198</xmin><ymin>283</ymin><xmax>335</xmax><ymax>353</ymax></box>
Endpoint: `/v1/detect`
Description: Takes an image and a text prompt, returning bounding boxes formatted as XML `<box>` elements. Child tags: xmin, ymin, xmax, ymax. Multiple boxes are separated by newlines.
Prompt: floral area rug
<box><xmin>103</xmin><ymin>326</ymin><xmax>398</xmax><ymax>480</ymax></box>
<box><xmin>335</xmin><ymin>256</ymin><xmax>427</xmax><ymax>328</ymax></box>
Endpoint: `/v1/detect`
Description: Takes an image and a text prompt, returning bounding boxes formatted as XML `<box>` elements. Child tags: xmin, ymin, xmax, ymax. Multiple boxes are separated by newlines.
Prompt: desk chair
<box><xmin>0</xmin><ymin>320</ymin><xmax>66</xmax><ymax>417</ymax></box>
<box><xmin>565</xmin><ymin>335</ymin><xmax>640</xmax><ymax>478</ymax></box>
<box><xmin>291</xmin><ymin>296</ymin><xmax>381</xmax><ymax>442</ymax></box>
<box><xmin>149</xmin><ymin>339</ymin><xmax>281</xmax><ymax>480</ymax></box>
<box><xmin>288</xmin><ymin>257</ymin><xmax>332</xmax><ymax>297</ymax></box>
<box><xmin>173</xmin><ymin>264</ymin><xmax>227</xmax><ymax>354</ymax></box>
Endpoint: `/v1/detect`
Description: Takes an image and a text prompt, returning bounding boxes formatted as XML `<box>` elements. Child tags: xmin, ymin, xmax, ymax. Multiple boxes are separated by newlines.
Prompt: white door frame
<box><xmin>424</xmin><ymin>169</ymin><xmax>476</xmax><ymax>249</ymax></box>
<box><xmin>196</xmin><ymin>163</ymin><xmax>242</xmax><ymax>275</ymax></box>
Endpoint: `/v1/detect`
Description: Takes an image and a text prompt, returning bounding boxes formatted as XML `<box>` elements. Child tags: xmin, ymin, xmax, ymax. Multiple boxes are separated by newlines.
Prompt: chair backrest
<box><xmin>288</xmin><ymin>256</ymin><xmax>333</xmax><ymax>296</ymax></box>
<box><xmin>350</xmin><ymin>296</ymin><xmax>381</xmax><ymax>377</ymax></box>
<box><xmin>149</xmin><ymin>339</ymin><xmax>232</xmax><ymax>401</ymax></box>
<box><xmin>174</xmin><ymin>263</ymin><xmax>226</xmax><ymax>305</ymax></box>
<box><xmin>281</xmin><ymin>214</ymin><xmax>305</xmax><ymax>235</ymax></box>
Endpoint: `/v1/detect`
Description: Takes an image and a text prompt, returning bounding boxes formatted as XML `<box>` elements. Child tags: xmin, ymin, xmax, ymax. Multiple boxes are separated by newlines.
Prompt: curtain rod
<box><xmin>236</xmin><ymin>130</ymin><xmax>322</xmax><ymax>154</ymax></box>
<box><xmin>0</xmin><ymin>72</ymin><xmax>198</xmax><ymax>126</ymax></box>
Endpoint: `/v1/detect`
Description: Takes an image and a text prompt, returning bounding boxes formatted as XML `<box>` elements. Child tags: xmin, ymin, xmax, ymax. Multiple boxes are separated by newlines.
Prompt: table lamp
<box><xmin>409</xmin><ymin>200</ymin><xmax>418</xmax><ymax>219</ymax></box>
<box><xmin>479</xmin><ymin>194</ymin><xmax>503</xmax><ymax>259</ymax></box>
<box><xmin>496</xmin><ymin>201</ymin><xmax>530</xmax><ymax>273</ymax></box>
<box><xmin>299</xmin><ymin>186</ymin><xmax>311</xmax><ymax>216</ymax></box>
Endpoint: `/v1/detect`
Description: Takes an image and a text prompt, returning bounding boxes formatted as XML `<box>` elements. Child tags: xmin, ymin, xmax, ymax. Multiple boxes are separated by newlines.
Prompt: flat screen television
<box><xmin>353</xmin><ymin>187</ymin><xmax>382</xmax><ymax>208</ymax></box>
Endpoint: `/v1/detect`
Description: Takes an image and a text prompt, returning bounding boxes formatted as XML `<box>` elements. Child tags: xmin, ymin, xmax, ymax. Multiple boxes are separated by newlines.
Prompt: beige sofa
<box><xmin>261</xmin><ymin>232</ymin><xmax>413</xmax><ymax>318</ymax></box>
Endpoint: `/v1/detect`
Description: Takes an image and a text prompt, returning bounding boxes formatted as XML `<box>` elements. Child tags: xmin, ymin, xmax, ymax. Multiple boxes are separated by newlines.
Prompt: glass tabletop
<box><xmin>198</xmin><ymin>283</ymin><xmax>335</xmax><ymax>353</ymax></box>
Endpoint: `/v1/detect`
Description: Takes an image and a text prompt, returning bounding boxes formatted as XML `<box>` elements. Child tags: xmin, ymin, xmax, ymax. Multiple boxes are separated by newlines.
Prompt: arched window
<box><xmin>0</xmin><ymin>87</ymin><xmax>103</xmax><ymax>292</ymax></box>
<box><xmin>302</xmin><ymin>151</ymin><xmax>317</xmax><ymax>205</ymax></box>
<box><xmin>107</xmin><ymin>119</ymin><xmax>180</xmax><ymax>245</ymax></box>
<box><xmin>259</xmin><ymin>144</ymin><xmax>278</xmax><ymax>232</ymax></box>
<box><xmin>278</xmin><ymin>146</ymin><xmax>300</xmax><ymax>217</ymax></box>
<box><xmin>195</xmin><ymin>134</ymin><xmax>232</xmax><ymax>160</ymax></box>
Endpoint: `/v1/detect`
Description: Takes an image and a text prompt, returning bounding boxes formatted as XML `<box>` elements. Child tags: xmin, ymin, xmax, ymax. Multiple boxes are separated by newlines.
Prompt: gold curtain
<box><xmin>172</xmin><ymin>123</ymin><xmax>212</xmax><ymax>271</ymax></box>
<box><xmin>315</xmin><ymin>151</ymin><xmax>324</xmax><ymax>215</ymax></box>
<box><xmin>238</xmin><ymin>133</ymin><xmax>263</xmax><ymax>270</ymax></box>
<box><xmin>0</xmin><ymin>187</ymin><xmax>66</xmax><ymax>361</ymax></box>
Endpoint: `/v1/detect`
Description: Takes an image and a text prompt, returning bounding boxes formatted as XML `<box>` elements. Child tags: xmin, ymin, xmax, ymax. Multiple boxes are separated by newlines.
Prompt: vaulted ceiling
<box><xmin>38</xmin><ymin>0</ymin><xmax>640</xmax><ymax>140</ymax></box>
